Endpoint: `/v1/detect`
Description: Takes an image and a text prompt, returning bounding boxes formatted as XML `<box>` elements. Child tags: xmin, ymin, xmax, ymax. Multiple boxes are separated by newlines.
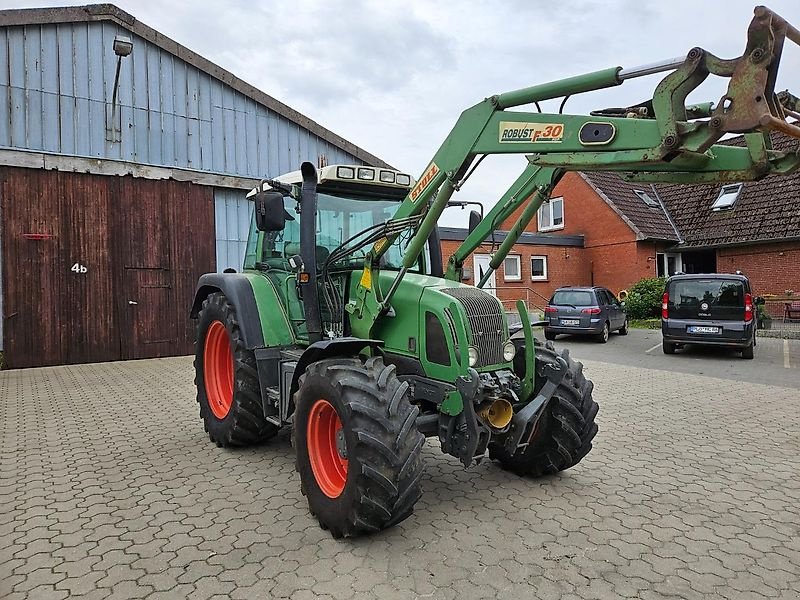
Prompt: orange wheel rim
<box><xmin>307</xmin><ymin>399</ymin><xmax>348</xmax><ymax>498</ymax></box>
<box><xmin>203</xmin><ymin>321</ymin><xmax>234</xmax><ymax>419</ymax></box>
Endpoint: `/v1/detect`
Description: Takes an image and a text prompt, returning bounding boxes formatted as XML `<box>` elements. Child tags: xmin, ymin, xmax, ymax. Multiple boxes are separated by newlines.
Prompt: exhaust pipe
<box><xmin>477</xmin><ymin>398</ymin><xmax>514</xmax><ymax>430</ymax></box>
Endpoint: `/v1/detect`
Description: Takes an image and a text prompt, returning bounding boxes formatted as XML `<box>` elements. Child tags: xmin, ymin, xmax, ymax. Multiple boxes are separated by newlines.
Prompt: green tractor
<box><xmin>191</xmin><ymin>6</ymin><xmax>800</xmax><ymax>537</ymax></box>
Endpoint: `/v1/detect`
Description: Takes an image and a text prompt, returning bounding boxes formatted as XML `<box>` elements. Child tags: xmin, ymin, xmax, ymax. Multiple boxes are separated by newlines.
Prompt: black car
<box><xmin>544</xmin><ymin>286</ymin><xmax>628</xmax><ymax>343</ymax></box>
<box><xmin>661</xmin><ymin>273</ymin><xmax>759</xmax><ymax>359</ymax></box>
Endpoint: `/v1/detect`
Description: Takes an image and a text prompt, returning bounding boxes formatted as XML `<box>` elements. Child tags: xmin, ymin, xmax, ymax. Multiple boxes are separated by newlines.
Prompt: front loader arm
<box><xmin>444</xmin><ymin>165</ymin><xmax>563</xmax><ymax>283</ymax></box>
<box><xmin>348</xmin><ymin>5</ymin><xmax>800</xmax><ymax>339</ymax></box>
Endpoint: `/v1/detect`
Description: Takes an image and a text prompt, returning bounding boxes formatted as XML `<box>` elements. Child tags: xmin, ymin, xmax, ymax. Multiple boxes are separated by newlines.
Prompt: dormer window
<box><xmin>634</xmin><ymin>189</ymin><xmax>659</xmax><ymax>208</ymax></box>
<box><xmin>711</xmin><ymin>183</ymin><xmax>743</xmax><ymax>211</ymax></box>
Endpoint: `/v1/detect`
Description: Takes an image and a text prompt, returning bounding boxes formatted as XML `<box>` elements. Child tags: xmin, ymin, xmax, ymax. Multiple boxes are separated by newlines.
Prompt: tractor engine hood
<box><xmin>428</xmin><ymin>284</ymin><xmax>508</xmax><ymax>370</ymax></box>
<box><xmin>358</xmin><ymin>271</ymin><xmax>512</xmax><ymax>377</ymax></box>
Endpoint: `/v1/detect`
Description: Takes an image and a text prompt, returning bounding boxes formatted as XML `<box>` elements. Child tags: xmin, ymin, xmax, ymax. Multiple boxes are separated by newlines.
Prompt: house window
<box><xmin>537</xmin><ymin>197</ymin><xmax>564</xmax><ymax>232</ymax></box>
<box><xmin>634</xmin><ymin>189</ymin><xmax>659</xmax><ymax>208</ymax></box>
<box><xmin>531</xmin><ymin>256</ymin><xmax>548</xmax><ymax>280</ymax></box>
<box><xmin>656</xmin><ymin>252</ymin><xmax>682</xmax><ymax>277</ymax></box>
<box><xmin>503</xmin><ymin>255</ymin><xmax>521</xmax><ymax>281</ymax></box>
<box><xmin>711</xmin><ymin>183</ymin><xmax>743</xmax><ymax>211</ymax></box>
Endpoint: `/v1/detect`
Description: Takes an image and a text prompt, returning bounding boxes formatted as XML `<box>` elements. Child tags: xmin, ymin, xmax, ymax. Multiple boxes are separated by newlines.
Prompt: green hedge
<box><xmin>624</xmin><ymin>277</ymin><xmax>666</xmax><ymax>319</ymax></box>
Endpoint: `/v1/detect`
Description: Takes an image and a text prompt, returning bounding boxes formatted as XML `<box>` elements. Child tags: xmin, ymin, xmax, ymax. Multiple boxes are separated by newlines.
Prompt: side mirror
<box><xmin>468</xmin><ymin>210</ymin><xmax>481</xmax><ymax>234</ymax></box>
<box><xmin>255</xmin><ymin>190</ymin><xmax>289</xmax><ymax>232</ymax></box>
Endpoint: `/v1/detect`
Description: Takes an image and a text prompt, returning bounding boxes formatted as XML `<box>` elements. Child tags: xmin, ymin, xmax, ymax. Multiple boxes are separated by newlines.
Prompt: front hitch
<box><xmin>453</xmin><ymin>368</ymin><xmax>491</xmax><ymax>468</ymax></box>
<box><xmin>502</xmin><ymin>354</ymin><xmax>568</xmax><ymax>455</ymax></box>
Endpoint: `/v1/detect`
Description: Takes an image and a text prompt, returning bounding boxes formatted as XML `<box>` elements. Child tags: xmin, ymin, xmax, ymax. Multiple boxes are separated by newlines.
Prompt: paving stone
<box><xmin>2</xmin><ymin>356</ymin><xmax>799</xmax><ymax>599</ymax></box>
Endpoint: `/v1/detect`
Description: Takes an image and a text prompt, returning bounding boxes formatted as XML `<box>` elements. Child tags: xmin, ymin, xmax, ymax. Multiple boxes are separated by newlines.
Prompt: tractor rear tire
<box><xmin>293</xmin><ymin>356</ymin><xmax>425</xmax><ymax>538</ymax></box>
<box><xmin>195</xmin><ymin>292</ymin><xmax>278</xmax><ymax>447</ymax></box>
<box><xmin>490</xmin><ymin>339</ymin><xmax>598</xmax><ymax>477</ymax></box>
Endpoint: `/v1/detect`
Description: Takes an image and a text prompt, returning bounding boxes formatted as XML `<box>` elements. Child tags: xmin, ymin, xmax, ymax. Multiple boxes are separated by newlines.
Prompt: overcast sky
<box><xmin>4</xmin><ymin>0</ymin><xmax>800</xmax><ymax>226</ymax></box>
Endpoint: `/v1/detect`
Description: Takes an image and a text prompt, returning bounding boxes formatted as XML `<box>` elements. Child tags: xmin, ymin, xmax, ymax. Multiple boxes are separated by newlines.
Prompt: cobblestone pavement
<box><xmin>1</xmin><ymin>355</ymin><xmax>799</xmax><ymax>599</ymax></box>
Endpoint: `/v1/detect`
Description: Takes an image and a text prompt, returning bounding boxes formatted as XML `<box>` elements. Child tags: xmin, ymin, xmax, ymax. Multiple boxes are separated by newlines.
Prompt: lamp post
<box><xmin>108</xmin><ymin>35</ymin><xmax>133</xmax><ymax>141</ymax></box>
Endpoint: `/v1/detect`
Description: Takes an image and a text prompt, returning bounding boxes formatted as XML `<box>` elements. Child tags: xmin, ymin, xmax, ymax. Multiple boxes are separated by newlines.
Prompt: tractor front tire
<box><xmin>293</xmin><ymin>356</ymin><xmax>425</xmax><ymax>538</ymax></box>
<box><xmin>490</xmin><ymin>339</ymin><xmax>598</xmax><ymax>477</ymax></box>
<box><xmin>195</xmin><ymin>292</ymin><xmax>278</xmax><ymax>447</ymax></box>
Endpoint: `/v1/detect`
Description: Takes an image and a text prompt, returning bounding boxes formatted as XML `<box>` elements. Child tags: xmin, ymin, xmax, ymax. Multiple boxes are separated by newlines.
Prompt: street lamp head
<box><xmin>113</xmin><ymin>35</ymin><xmax>133</xmax><ymax>57</ymax></box>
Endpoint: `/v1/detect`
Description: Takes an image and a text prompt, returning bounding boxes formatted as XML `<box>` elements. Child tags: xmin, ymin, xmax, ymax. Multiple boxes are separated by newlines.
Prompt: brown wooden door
<box><xmin>1</xmin><ymin>169</ymin><xmax>120</xmax><ymax>367</ymax></box>
<box><xmin>114</xmin><ymin>177</ymin><xmax>174</xmax><ymax>360</ymax></box>
<box><xmin>60</xmin><ymin>171</ymin><xmax>119</xmax><ymax>364</ymax></box>
<box><xmin>121</xmin><ymin>268</ymin><xmax>178</xmax><ymax>359</ymax></box>
<box><xmin>1</xmin><ymin>168</ymin><xmax>215</xmax><ymax>368</ymax></box>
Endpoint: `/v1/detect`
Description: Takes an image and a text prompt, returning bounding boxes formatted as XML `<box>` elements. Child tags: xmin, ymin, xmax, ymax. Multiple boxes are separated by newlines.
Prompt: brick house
<box><xmin>656</xmin><ymin>132</ymin><xmax>800</xmax><ymax>297</ymax></box>
<box><xmin>441</xmin><ymin>132</ymin><xmax>799</xmax><ymax>309</ymax></box>
<box><xmin>438</xmin><ymin>227</ymin><xmax>585</xmax><ymax>311</ymax></box>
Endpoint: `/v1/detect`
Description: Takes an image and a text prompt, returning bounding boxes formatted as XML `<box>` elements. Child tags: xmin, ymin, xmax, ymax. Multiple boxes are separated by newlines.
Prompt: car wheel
<box><xmin>619</xmin><ymin>319</ymin><xmax>629</xmax><ymax>335</ymax></box>
<box><xmin>662</xmin><ymin>341</ymin><xmax>676</xmax><ymax>355</ymax></box>
<box><xmin>544</xmin><ymin>330</ymin><xmax>557</xmax><ymax>341</ymax></box>
<box><xmin>596</xmin><ymin>322</ymin><xmax>609</xmax><ymax>343</ymax></box>
<box><xmin>741</xmin><ymin>340</ymin><xmax>754</xmax><ymax>359</ymax></box>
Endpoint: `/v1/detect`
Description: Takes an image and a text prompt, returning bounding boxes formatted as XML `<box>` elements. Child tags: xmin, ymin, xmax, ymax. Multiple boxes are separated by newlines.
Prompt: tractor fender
<box><xmin>289</xmin><ymin>338</ymin><xmax>384</xmax><ymax>399</ymax></box>
<box><xmin>190</xmin><ymin>273</ymin><xmax>265</xmax><ymax>349</ymax></box>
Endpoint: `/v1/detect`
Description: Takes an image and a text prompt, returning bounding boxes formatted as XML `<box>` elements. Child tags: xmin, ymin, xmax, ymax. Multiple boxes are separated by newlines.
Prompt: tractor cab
<box><xmin>243</xmin><ymin>165</ymin><xmax>428</xmax><ymax>273</ymax></box>
<box><xmin>242</xmin><ymin>165</ymin><xmax>441</xmax><ymax>341</ymax></box>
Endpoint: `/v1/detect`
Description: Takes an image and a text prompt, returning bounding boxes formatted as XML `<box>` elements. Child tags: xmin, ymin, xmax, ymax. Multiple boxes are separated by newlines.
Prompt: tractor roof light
<box><xmin>336</xmin><ymin>166</ymin><xmax>355</xmax><ymax>179</ymax></box>
<box><xmin>357</xmin><ymin>167</ymin><xmax>375</xmax><ymax>180</ymax></box>
<box><xmin>247</xmin><ymin>165</ymin><xmax>415</xmax><ymax>195</ymax></box>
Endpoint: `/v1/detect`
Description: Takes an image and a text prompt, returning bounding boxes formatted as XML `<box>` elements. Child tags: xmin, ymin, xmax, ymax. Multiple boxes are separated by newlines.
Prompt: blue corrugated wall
<box><xmin>214</xmin><ymin>188</ymin><xmax>254</xmax><ymax>272</ymax></box>
<box><xmin>0</xmin><ymin>21</ymin><xmax>359</xmax><ymax>174</ymax></box>
<box><xmin>0</xmin><ymin>20</ymin><xmax>369</xmax><ymax>276</ymax></box>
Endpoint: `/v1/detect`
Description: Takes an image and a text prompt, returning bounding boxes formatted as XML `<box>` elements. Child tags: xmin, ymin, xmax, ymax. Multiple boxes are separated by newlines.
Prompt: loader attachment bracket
<box><xmin>452</xmin><ymin>368</ymin><xmax>490</xmax><ymax>468</ymax></box>
<box><xmin>502</xmin><ymin>354</ymin><xmax>568</xmax><ymax>455</ymax></box>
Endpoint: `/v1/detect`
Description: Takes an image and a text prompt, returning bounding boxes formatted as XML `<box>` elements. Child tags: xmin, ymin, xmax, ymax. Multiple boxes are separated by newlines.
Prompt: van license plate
<box><xmin>687</xmin><ymin>326</ymin><xmax>720</xmax><ymax>334</ymax></box>
<box><xmin>561</xmin><ymin>319</ymin><xmax>580</xmax><ymax>326</ymax></box>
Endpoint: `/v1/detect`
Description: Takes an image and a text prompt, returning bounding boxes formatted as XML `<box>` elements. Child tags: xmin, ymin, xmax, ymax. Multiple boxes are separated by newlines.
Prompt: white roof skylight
<box><xmin>634</xmin><ymin>189</ymin><xmax>659</xmax><ymax>208</ymax></box>
<box><xmin>711</xmin><ymin>183</ymin><xmax>743</xmax><ymax>211</ymax></box>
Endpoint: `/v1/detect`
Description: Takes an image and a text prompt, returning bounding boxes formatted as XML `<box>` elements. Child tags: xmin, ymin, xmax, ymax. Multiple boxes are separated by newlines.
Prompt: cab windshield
<box><xmin>245</xmin><ymin>191</ymin><xmax>422</xmax><ymax>271</ymax></box>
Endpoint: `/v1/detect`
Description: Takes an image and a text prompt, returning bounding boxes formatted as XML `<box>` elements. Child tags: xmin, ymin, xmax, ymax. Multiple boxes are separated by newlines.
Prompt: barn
<box><xmin>0</xmin><ymin>4</ymin><xmax>387</xmax><ymax>368</ymax></box>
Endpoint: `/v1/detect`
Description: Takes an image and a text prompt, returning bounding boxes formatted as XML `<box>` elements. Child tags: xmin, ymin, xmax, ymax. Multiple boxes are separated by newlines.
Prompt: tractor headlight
<box><xmin>468</xmin><ymin>346</ymin><xmax>479</xmax><ymax>367</ymax></box>
<box><xmin>503</xmin><ymin>340</ymin><xmax>516</xmax><ymax>362</ymax></box>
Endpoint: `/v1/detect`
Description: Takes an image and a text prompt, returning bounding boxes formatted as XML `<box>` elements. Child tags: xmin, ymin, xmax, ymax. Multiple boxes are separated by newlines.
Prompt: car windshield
<box><xmin>669</xmin><ymin>279</ymin><xmax>745</xmax><ymax>319</ymax></box>
<box><xmin>551</xmin><ymin>290</ymin><xmax>594</xmax><ymax>306</ymax></box>
<box><xmin>246</xmin><ymin>191</ymin><xmax>421</xmax><ymax>271</ymax></box>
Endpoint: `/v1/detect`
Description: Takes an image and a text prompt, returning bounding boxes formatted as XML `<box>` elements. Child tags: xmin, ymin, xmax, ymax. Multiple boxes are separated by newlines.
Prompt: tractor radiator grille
<box><xmin>441</xmin><ymin>287</ymin><xmax>505</xmax><ymax>367</ymax></box>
